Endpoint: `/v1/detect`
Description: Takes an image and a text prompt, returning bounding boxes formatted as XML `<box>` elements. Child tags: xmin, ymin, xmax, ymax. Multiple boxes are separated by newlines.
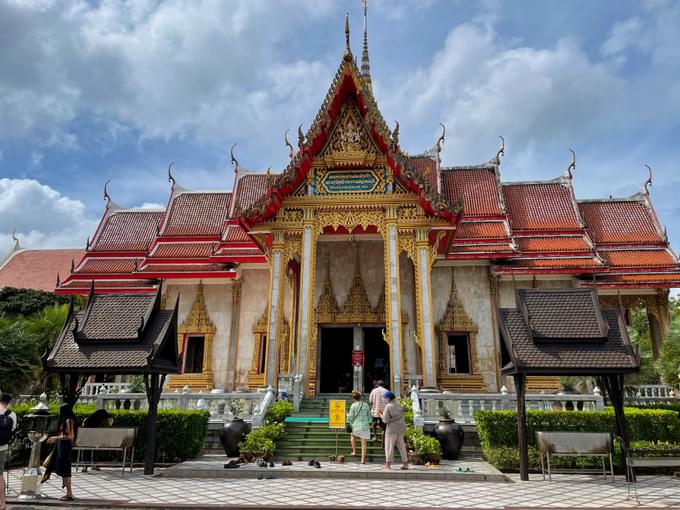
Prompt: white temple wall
<box><xmin>163</xmin><ymin>282</ymin><xmax>232</xmax><ymax>389</ymax></box>
<box><xmin>498</xmin><ymin>277</ymin><xmax>576</xmax><ymax>308</ymax></box>
<box><xmin>431</xmin><ymin>265</ymin><xmax>499</xmax><ymax>391</ymax></box>
<box><xmin>314</xmin><ymin>240</ymin><xmax>384</xmax><ymax>309</ymax></box>
<box><xmin>399</xmin><ymin>253</ymin><xmax>417</xmax><ymax>375</ymax></box>
<box><xmin>236</xmin><ymin>267</ymin><xmax>270</xmax><ymax>387</ymax></box>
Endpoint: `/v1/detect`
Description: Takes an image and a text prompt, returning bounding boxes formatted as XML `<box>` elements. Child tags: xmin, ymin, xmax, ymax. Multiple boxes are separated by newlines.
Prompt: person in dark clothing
<box><xmin>42</xmin><ymin>404</ymin><xmax>77</xmax><ymax>501</ymax></box>
<box><xmin>83</xmin><ymin>409</ymin><xmax>111</xmax><ymax>428</ymax></box>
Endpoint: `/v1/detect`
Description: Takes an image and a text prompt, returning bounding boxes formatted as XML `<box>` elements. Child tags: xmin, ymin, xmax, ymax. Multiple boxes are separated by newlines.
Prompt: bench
<box><xmin>74</xmin><ymin>428</ymin><xmax>136</xmax><ymax>475</ymax></box>
<box><xmin>536</xmin><ymin>431</ymin><xmax>614</xmax><ymax>482</ymax></box>
<box><xmin>626</xmin><ymin>450</ymin><xmax>680</xmax><ymax>503</ymax></box>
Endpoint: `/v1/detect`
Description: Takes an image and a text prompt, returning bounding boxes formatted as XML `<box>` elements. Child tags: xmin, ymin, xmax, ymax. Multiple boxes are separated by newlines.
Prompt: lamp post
<box><xmin>19</xmin><ymin>394</ymin><xmax>57</xmax><ymax>500</ymax></box>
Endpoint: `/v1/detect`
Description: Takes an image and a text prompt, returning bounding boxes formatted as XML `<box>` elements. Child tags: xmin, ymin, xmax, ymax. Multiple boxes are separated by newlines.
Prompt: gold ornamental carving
<box><xmin>319</xmin><ymin>101</ymin><xmax>379</xmax><ymax>167</ymax></box>
<box><xmin>398</xmin><ymin>231</ymin><xmax>416</xmax><ymax>262</ymax></box>
<box><xmin>316</xmin><ymin>208</ymin><xmax>384</xmax><ymax>234</ymax></box>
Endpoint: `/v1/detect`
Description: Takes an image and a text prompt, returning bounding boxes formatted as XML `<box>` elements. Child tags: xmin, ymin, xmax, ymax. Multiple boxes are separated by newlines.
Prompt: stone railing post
<box><xmin>293</xmin><ymin>374</ymin><xmax>302</xmax><ymax>412</ymax></box>
<box><xmin>252</xmin><ymin>385</ymin><xmax>275</xmax><ymax>428</ymax></box>
<box><xmin>592</xmin><ymin>385</ymin><xmax>604</xmax><ymax>410</ymax></box>
<box><xmin>410</xmin><ymin>385</ymin><xmax>424</xmax><ymax>430</ymax></box>
<box><xmin>180</xmin><ymin>385</ymin><xmax>190</xmax><ymax>410</ymax></box>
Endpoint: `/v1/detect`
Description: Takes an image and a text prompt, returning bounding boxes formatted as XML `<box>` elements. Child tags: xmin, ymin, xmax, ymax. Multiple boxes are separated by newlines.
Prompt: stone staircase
<box><xmin>275</xmin><ymin>394</ymin><xmax>484</xmax><ymax>462</ymax></box>
<box><xmin>276</xmin><ymin>394</ymin><xmax>386</xmax><ymax>462</ymax></box>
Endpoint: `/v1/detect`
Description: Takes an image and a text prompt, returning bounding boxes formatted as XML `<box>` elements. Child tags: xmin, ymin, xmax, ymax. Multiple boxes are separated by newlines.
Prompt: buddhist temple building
<box><xmin>48</xmin><ymin>12</ymin><xmax>679</xmax><ymax>397</ymax></box>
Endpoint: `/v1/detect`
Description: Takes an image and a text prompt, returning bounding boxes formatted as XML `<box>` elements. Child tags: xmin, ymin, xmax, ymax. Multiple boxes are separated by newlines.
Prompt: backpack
<box><xmin>0</xmin><ymin>409</ymin><xmax>14</xmax><ymax>446</ymax></box>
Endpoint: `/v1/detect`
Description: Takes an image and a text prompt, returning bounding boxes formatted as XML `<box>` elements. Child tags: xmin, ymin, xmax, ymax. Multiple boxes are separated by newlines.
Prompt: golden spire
<box><xmin>361</xmin><ymin>0</ymin><xmax>372</xmax><ymax>91</ymax></box>
<box><xmin>344</xmin><ymin>13</ymin><xmax>353</xmax><ymax>62</ymax></box>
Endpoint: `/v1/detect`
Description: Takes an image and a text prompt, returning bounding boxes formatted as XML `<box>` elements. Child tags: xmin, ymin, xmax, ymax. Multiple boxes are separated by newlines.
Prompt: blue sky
<box><xmin>1</xmin><ymin>0</ymin><xmax>679</xmax><ymax>255</ymax></box>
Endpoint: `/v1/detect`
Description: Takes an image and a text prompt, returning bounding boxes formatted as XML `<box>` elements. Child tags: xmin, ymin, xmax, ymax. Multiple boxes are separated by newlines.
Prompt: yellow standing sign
<box><xmin>328</xmin><ymin>400</ymin><xmax>346</xmax><ymax>429</ymax></box>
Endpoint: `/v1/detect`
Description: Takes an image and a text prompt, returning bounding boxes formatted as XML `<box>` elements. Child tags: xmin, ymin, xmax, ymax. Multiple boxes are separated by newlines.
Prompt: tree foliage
<box><xmin>659</xmin><ymin>297</ymin><xmax>680</xmax><ymax>388</ymax></box>
<box><xmin>0</xmin><ymin>287</ymin><xmax>72</xmax><ymax>317</ymax></box>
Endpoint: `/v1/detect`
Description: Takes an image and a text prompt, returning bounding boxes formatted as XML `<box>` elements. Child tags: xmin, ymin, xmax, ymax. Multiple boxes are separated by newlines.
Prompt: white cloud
<box><xmin>136</xmin><ymin>202</ymin><xmax>165</xmax><ymax>210</ymax></box>
<box><xmin>0</xmin><ymin>178</ymin><xmax>97</xmax><ymax>254</ymax></box>
<box><xmin>0</xmin><ymin>0</ymin><xmax>337</xmax><ymax>147</ymax></box>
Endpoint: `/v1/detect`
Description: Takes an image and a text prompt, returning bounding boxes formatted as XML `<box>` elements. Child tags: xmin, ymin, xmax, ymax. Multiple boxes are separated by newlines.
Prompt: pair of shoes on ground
<box><xmin>307</xmin><ymin>460</ymin><xmax>321</xmax><ymax>469</ymax></box>
<box><xmin>281</xmin><ymin>460</ymin><xmax>293</xmax><ymax>466</ymax></box>
<box><xmin>224</xmin><ymin>459</ymin><xmax>240</xmax><ymax>469</ymax></box>
<box><xmin>383</xmin><ymin>464</ymin><xmax>408</xmax><ymax>470</ymax></box>
<box><xmin>455</xmin><ymin>466</ymin><xmax>473</xmax><ymax>472</ymax></box>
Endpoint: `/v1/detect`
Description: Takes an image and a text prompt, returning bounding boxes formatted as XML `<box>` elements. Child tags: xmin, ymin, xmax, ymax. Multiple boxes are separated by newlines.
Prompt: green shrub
<box><xmin>239</xmin><ymin>424</ymin><xmax>283</xmax><ymax>457</ymax></box>
<box><xmin>405</xmin><ymin>427</ymin><xmax>441</xmax><ymax>455</ymax></box>
<box><xmin>7</xmin><ymin>404</ymin><xmax>208</xmax><ymax>464</ymax></box>
<box><xmin>399</xmin><ymin>397</ymin><xmax>414</xmax><ymax>426</ymax></box>
<box><xmin>264</xmin><ymin>400</ymin><xmax>294</xmax><ymax>423</ymax></box>
<box><xmin>474</xmin><ymin>408</ymin><xmax>680</xmax><ymax>471</ymax></box>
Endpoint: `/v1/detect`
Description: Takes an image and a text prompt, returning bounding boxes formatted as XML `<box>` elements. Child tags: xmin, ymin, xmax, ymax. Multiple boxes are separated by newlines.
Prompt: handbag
<box><xmin>345</xmin><ymin>422</ymin><xmax>352</xmax><ymax>433</ymax></box>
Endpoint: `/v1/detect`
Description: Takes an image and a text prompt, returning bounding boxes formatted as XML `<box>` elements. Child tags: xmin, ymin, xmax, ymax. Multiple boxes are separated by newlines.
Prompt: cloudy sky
<box><xmin>1</xmin><ymin>0</ymin><xmax>679</xmax><ymax>255</ymax></box>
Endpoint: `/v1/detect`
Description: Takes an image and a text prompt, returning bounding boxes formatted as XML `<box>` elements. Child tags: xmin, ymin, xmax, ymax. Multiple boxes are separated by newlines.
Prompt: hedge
<box><xmin>8</xmin><ymin>404</ymin><xmax>209</xmax><ymax>465</ymax></box>
<box><xmin>475</xmin><ymin>408</ymin><xmax>680</xmax><ymax>471</ymax></box>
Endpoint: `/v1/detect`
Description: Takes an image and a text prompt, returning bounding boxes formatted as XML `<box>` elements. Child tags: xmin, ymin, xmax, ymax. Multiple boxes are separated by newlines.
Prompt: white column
<box><xmin>297</xmin><ymin>208</ymin><xmax>316</xmax><ymax>394</ymax></box>
<box><xmin>265</xmin><ymin>232</ymin><xmax>285</xmax><ymax>387</ymax></box>
<box><xmin>384</xmin><ymin>207</ymin><xmax>402</xmax><ymax>397</ymax></box>
<box><xmin>415</xmin><ymin>228</ymin><xmax>437</xmax><ymax>387</ymax></box>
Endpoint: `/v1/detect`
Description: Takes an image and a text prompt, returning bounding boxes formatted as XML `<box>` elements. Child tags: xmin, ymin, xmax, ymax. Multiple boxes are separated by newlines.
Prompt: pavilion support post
<box><xmin>265</xmin><ymin>231</ymin><xmax>286</xmax><ymax>388</ymax></box>
<box><xmin>384</xmin><ymin>207</ymin><xmax>403</xmax><ymax>396</ymax></box>
<box><xmin>143</xmin><ymin>372</ymin><xmax>166</xmax><ymax>476</ymax></box>
<box><xmin>59</xmin><ymin>372</ymin><xmax>89</xmax><ymax>406</ymax></box>
<box><xmin>413</xmin><ymin>227</ymin><xmax>435</xmax><ymax>389</ymax></box>
<box><xmin>601</xmin><ymin>374</ymin><xmax>632</xmax><ymax>481</ymax></box>
<box><xmin>296</xmin><ymin>208</ymin><xmax>317</xmax><ymax>396</ymax></box>
<box><xmin>514</xmin><ymin>373</ymin><xmax>529</xmax><ymax>481</ymax></box>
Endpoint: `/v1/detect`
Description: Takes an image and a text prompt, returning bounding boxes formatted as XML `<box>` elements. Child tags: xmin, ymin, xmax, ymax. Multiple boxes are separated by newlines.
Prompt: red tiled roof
<box><xmin>216</xmin><ymin>247</ymin><xmax>264</xmax><ymax>257</ymax></box>
<box><xmin>598</xmin><ymin>273</ymin><xmax>680</xmax><ymax>283</ymax></box>
<box><xmin>78</xmin><ymin>258</ymin><xmax>137</xmax><ymax>274</ymax></box>
<box><xmin>441</xmin><ymin>168</ymin><xmax>503</xmax><ymax>217</ymax></box>
<box><xmin>600</xmin><ymin>249</ymin><xmax>676</xmax><ymax>268</ymax></box>
<box><xmin>502</xmin><ymin>182</ymin><xmax>581</xmax><ymax>231</ymax></box>
<box><xmin>409</xmin><ymin>156</ymin><xmax>438</xmax><ymax>192</ymax></box>
<box><xmin>150</xmin><ymin>243</ymin><xmax>215</xmax><ymax>259</ymax></box>
<box><xmin>516</xmin><ymin>236</ymin><xmax>590</xmax><ymax>253</ymax></box>
<box><xmin>234</xmin><ymin>174</ymin><xmax>268</xmax><ymax>211</ymax></box>
<box><xmin>450</xmin><ymin>243</ymin><xmax>514</xmax><ymax>253</ymax></box>
<box><xmin>92</xmin><ymin>211</ymin><xmax>163</xmax><ymax>252</ymax></box>
<box><xmin>501</xmin><ymin>257</ymin><xmax>601</xmax><ymax>268</ymax></box>
<box><xmin>455</xmin><ymin>221</ymin><xmax>508</xmax><ymax>240</ymax></box>
<box><xmin>139</xmin><ymin>263</ymin><xmax>231</xmax><ymax>273</ymax></box>
<box><xmin>0</xmin><ymin>249</ymin><xmax>84</xmax><ymax>291</ymax></box>
<box><xmin>59</xmin><ymin>279</ymin><xmax>156</xmax><ymax>289</ymax></box>
<box><xmin>162</xmin><ymin>192</ymin><xmax>231</xmax><ymax>237</ymax></box>
<box><xmin>579</xmin><ymin>200</ymin><xmax>663</xmax><ymax>245</ymax></box>
<box><xmin>223</xmin><ymin>225</ymin><xmax>252</xmax><ymax>243</ymax></box>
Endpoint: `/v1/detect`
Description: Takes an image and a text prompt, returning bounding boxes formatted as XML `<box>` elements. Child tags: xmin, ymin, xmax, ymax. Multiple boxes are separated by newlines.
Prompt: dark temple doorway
<box><xmin>319</xmin><ymin>327</ymin><xmax>353</xmax><ymax>393</ymax></box>
<box><xmin>363</xmin><ymin>327</ymin><xmax>390</xmax><ymax>393</ymax></box>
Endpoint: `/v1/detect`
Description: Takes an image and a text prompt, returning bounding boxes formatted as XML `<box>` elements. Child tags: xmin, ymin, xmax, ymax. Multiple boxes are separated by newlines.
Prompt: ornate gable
<box><xmin>318</xmin><ymin>101</ymin><xmax>380</xmax><ymax>167</ymax></box>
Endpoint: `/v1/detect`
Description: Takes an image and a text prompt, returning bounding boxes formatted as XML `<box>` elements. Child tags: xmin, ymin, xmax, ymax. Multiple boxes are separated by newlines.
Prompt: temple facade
<box><xmin>54</xmin><ymin>14</ymin><xmax>680</xmax><ymax>397</ymax></box>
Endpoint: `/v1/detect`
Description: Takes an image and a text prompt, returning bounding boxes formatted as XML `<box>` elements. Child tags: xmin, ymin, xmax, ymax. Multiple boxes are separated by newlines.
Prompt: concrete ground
<box><xmin>4</xmin><ymin>465</ymin><xmax>680</xmax><ymax>508</ymax></box>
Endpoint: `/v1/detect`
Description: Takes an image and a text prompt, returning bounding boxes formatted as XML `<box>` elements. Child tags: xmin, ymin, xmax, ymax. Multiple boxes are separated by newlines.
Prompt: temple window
<box><xmin>184</xmin><ymin>335</ymin><xmax>205</xmax><ymax>374</ymax></box>
<box><xmin>446</xmin><ymin>333</ymin><xmax>471</xmax><ymax>374</ymax></box>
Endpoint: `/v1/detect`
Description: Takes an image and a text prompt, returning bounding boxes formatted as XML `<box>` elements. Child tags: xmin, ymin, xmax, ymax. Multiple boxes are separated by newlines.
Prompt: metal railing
<box><xmin>410</xmin><ymin>386</ymin><xmax>605</xmax><ymax>424</ymax></box>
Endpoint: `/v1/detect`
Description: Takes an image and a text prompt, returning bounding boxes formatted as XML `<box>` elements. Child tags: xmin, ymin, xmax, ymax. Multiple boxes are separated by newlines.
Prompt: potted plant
<box><xmin>219</xmin><ymin>398</ymin><xmax>249</xmax><ymax>457</ymax></box>
<box><xmin>406</xmin><ymin>428</ymin><xmax>423</xmax><ymax>465</ymax></box>
<box><xmin>435</xmin><ymin>406</ymin><xmax>464</xmax><ymax>460</ymax></box>
<box><xmin>239</xmin><ymin>428</ymin><xmax>277</xmax><ymax>460</ymax></box>
<box><xmin>412</xmin><ymin>432</ymin><xmax>442</xmax><ymax>464</ymax></box>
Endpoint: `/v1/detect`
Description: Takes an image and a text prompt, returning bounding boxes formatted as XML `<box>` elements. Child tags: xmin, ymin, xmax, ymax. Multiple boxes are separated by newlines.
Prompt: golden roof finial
<box><xmin>644</xmin><ymin>164</ymin><xmax>653</xmax><ymax>194</ymax></box>
<box><xmin>493</xmin><ymin>135</ymin><xmax>505</xmax><ymax>165</ymax></box>
<box><xmin>566</xmin><ymin>148</ymin><xmax>576</xmax><ymax>179</ymax></box>
<box><xmin>361</xmin><ymin>0</ymin><xmax>372</xmax><ymax>89</ymax></box>
<box><xmin>167</xmin><ymin>162</ymin><xmax>176</xmax><ymax>188</ymax></box>
<box><xmin>343</xmin><ymin>13</ymin><xmax>353</xmax><ymax>62</ymax></box>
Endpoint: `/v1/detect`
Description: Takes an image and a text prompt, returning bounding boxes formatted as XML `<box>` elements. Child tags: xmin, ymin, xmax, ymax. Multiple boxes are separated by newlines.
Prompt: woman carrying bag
<box><xmin>347</xmin><ymin>390</ymin><xmax>371</xmax><ymax>464</ymax></box>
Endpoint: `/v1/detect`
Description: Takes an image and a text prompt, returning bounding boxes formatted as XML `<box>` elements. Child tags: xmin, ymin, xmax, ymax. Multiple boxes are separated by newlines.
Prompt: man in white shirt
<box><xmin>0</xmin><ymin>393</ymin><xmax>17</xmax><ymax>510</ymax></box>
<box><xmin>368</xmin><ymin>380</ymin><xmax>388</xmax><ymax>445</ymax></box>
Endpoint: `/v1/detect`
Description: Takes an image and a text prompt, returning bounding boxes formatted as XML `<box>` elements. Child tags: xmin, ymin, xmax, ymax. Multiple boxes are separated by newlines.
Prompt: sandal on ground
<box><xmin>59</xmin><ymin>495</ymin><xmax>74</xmax><ymax>501</ymax></box>
<box><xmin>400</xmin><ymin>464</ymin><xmax>408</xmax><ymax>470</ymax></box>
<box><xmin>383</xmin><ymin>464</ymin><xmax>391</xmax><ymax>470</ymax></box>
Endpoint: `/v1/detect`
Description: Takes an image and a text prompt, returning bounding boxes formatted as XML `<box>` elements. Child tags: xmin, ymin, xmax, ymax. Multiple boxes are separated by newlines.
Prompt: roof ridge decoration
<box><xmin>284</xmin><ymin>129</ymin><xmax>294</xmax><ymax>161</ymax></box>
<box><xmin>565</xmin><ymin>149</ymin><xmax>576</xmax><ymax>180</ymax></box>
<box><xmin>643</xmin><ymin>164</ymin><xmax>653</xmax><ymax>194</ymax></box>
<box><xmin>360</xmin><ymin>0</ymin><xmax>372</xmax><ymax>92</ymax></box>
<box><xmin>168</xmin><ymin>162</ymin><xmax>176</xmax><ymax>189</ymax></box>
<box><xmin>0</xmin><ymin>229</ymin><xmax>21</xmax><ymax>269</ymax></box>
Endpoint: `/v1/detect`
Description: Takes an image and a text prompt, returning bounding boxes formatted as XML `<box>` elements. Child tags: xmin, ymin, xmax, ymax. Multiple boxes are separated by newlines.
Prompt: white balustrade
<box><xmin>414</xmin><ymin>390</ymin><xmax>605</xmax><ymax>424</ymax></box>
<box><xmin>624</xmin><ymin>384</ymin><xmax>677</xmax><ymax>403</ymax></box>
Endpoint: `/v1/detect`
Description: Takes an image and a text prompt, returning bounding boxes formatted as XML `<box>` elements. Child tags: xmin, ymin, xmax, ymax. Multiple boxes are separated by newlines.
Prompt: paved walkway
<box><xmin>4</xmin><ymin>466</ymin><xmax>680</xmax><ymax>508</ymax></box>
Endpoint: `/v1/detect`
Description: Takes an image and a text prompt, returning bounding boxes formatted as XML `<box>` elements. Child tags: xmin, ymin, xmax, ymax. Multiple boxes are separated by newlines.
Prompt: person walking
<box><xmin>381</xmin><ymin>391</ymin><xmax>408</xmax><ymax>470</ymax></box>
<box><xmin>44</xmin><ymin>404</ymin><xmax>77</xmax><ymax>501</ymax></box>
<box><xmin>368</xmin><ymin>380</ymin><xmax>387</xmax><ymax>444</ymax></box>
<box><xmin>0</xmin><ymin>393</ymin><xmax>17</xmax><ymax>510</ymax></box>
<box><xmin>347</xmin><ymin>390</ymin><xmax>371</xmax><ymax>464</ymax></box>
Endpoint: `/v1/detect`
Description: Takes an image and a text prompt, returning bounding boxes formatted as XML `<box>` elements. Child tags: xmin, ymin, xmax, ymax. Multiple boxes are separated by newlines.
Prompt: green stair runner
<box><xmin>277</xmin><ymin>394</ymin><xmax>385</xmax><ymax>461</ymax></box>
